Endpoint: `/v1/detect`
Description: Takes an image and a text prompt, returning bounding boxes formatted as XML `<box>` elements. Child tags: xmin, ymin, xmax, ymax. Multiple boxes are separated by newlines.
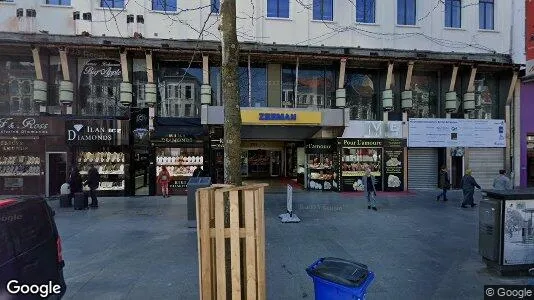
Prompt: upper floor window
<box><xmin>313</xmin><ymin>0</ymin><xmax>334</xmax><ymax>21</ymax></box>
<box><xmin>0</xmin><ymin>58</ymin><xmax>38</xmax><ymax>116</ymax></box>
<box><xmin>152</xmin><ymin>0</ymin><xmax>177</xmax><ymax>11</ymax></box>
<box><xmin>479</xmin><ymin>0</ymin><xmax>494</xmax><ymax>30</ymax></box>
<box><xmin>356</xmin><ymin>0</ymin><xmax>375</xmax><ymax>23</ymax></box>
<box><xmin>445</xmin><ymin>0</ymin><xmax>461</xmax><ymax>28</ymax></box>
<box><xmin>156</xmin><ymin>64</ymin><xmax>202</xmax><ymax>118</ymax></box>
<box><xmin>267</xmin><ymin>0</ymin><xmax>289</xmax><ymax>18</ymax></box>
<box><xmin>282</xmin><ymin>66</ymin><xmax>335</xmax><ymax>109</ymax></box>
<box><xmin>211</xmin><ymin>0</ymin><xmax>220</xmax><ymax>14</ymax></box>
<box><xmin>46</xmin><ymin>0</ymin><xmax>71</xmax><ymax>5</ymax></box>
<box><xmin>397</xmin><ymin>0</ymin><xmax>416</xmax><ymax>25</ymax></box>
<box><xmin>0</xmin><ymin>0</ymin><xmax>14</xmax><ymax>2</ymax></box>
<box><xmin>238</xmin><ymin>66</ymin><xmax>267</xmax><ymax>107</ymax></box>
<box><xmin>408</xmin><ymin>72</ymin><xmax>437</xmax><ymax>118</ymax></box>
<box><xmin>345</xmin><ymin>71</ymin><xmax>377</xmax><ymax>120</ymax></box>
<box><xmin>101</xmin><ymin>0</ymin><xmax>124</xmax><ymax>9</ymax></box>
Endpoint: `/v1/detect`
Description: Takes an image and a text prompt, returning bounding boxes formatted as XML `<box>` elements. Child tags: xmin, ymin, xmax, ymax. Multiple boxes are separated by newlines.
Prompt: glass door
<box><xmin>241</xmin><ymin>150</ymin><xmax>249</xmax><ymax>177</ymax></box>
<box><xmin>270</xmin><ymin>151</ymin><xmax>281</xmax><ymax>177</ymax></box>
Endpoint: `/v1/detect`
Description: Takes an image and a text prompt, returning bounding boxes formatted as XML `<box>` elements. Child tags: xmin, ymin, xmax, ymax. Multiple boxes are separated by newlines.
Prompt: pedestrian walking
<box><xmin>461</xmin><ymin>169</ymin><xmax>481</xmax><ymax>208</ymax></box>
<box><xmin>85</xmin><ymin>164</ymin><xmax>100</xmax><ymax>208</ymax></box>
<box><xmin>493</xmin><ymin>169</ymin><xmax>512</xmax><ymax>191</ymax></box>
<box><xmin>157</xmin><ymin>166</ymin><xmax>171</xmax><ymax>198</ymax></box>
<box><xmin>436</xmin><ymin>165</ymin><xmax>451</xmax><ymax>202</ymax></box>
<box><xmin>67</xmin><ymin>165</ymin><xmax>83</xmax><ymax>204</ymax></box>
<box><xmin>363</xmin><ymin>168</ymin><xmax>377</xmax><ymax>211</ymax></box>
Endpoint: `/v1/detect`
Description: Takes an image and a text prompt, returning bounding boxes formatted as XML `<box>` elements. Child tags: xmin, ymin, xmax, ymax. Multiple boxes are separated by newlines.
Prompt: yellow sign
<box><xmin>240</xmin><ymin>110</ymin><xmax>322</xmax><ymax>126</ymax></box>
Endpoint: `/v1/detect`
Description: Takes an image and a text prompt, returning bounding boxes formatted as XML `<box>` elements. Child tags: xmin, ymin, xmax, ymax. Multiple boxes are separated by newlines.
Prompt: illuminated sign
<box><xmin>241</xmin><ymin>110</ymin><xmax>321</xmax><ymax>125</ymax></box>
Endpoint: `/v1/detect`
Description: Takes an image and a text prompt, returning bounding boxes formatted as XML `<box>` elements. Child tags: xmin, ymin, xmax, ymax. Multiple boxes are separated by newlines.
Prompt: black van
<box><xmin>0</xmin><ymin>196</ymin><xmax>66</xmax><ymax>300</ymax></box>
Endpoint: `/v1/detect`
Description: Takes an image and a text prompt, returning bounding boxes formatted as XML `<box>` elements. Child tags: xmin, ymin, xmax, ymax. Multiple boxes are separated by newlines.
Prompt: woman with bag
<box><xmin>157</xmin><ymin>166</ymin><xmax>171</xmax><ymax>198</ymax></box>
<box><xmin>363</xmin><ymin>168</ymin><xmax>377</xmax><ymax>211</ymax></box>
<box><xmin>436</xmin><ymin>165</ymin><xmax>451</xmax><ymax>201</ymax></box>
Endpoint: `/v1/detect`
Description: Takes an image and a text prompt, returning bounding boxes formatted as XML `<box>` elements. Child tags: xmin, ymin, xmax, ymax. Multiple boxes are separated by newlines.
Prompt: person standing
<box><xmin>67</xmin><ymin>166</ymin><xmax>83</xmax><ymax>204</ymax></box>
<box><xmin>493</xmin><ymin>169</ymin><xmax>512</xmax><ymax>191</ymax></box>
<box><xmin>461</xmin><ymin>169</ymin><xmax>481</xmax><ymax>208</ymax></box>
<box><xmin>157</xmin><ymin>166</ymin><xmax>171</xmax><ymax>198</ymax></box>
<box><xmin>363</xmin><ymin>168</ymin><xmax>377</xmax><ymax>211</ymax></box>
<box><xmin>436</xmin><ymin>165</ymin><xmax>451</xmax><ymax>202</ymax></box>
<box><xmin>86</xmin><ymin>164</ymin><xmax>100</xmax><ymax>208</ymax></box>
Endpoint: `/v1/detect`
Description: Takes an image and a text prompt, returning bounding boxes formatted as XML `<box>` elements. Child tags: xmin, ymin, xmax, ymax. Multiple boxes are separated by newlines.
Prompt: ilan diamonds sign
<box><xmin>65</xmin><ymin>120</ymin><xmax>129</xmax><ymax>145</ymax></box>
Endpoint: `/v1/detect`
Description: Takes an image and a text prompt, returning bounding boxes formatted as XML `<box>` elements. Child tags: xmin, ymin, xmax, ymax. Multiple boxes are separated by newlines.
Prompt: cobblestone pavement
<box><xmin>48</xmin><ymin>190</ymin><xmax>528</xmax><ymax>300</ymax></box>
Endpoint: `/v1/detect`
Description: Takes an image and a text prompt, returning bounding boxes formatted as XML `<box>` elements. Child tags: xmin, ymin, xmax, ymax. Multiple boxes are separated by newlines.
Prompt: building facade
<box><xmin>0</xmin><ymin>0</ymin><xmax>523</xmax><ymax>195</ymax></box>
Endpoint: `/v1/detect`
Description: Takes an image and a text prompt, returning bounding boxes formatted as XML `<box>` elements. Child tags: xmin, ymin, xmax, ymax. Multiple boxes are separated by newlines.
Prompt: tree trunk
<box><xmin>221</xmin><ymin>0</ymin><xmax>242</xmax><ymax>187</ymax></box>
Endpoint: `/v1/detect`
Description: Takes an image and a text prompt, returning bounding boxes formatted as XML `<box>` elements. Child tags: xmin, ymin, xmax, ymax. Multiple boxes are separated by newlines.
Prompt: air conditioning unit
<box><xmin>74</xmin><ymin>12</ymin><xmax>92</xmax><ymax>36</ymax></box>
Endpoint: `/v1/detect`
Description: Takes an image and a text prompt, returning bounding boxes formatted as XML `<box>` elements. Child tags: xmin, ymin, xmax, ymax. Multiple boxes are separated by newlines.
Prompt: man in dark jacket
<box><xmin>68</xmin><ymin>166</ymin><xmax>83</xmax><ymax>204</ymax></box>
<box><xmin>436</xmin><ymin>165</ymin><xmax>450</xmax><ymax>201</ymax></box>
<box><xmin>461</xmin><ymin>169</ymin><xmax>481</xmax><ymax>208</ymax></box>
<box><xmin>86</xmin><ymin>164</ymin><xmax>100</xmax><ymax>208</ymax></box>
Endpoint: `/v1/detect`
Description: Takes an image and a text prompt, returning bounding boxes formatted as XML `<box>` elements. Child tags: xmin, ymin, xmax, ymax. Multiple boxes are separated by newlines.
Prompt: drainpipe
<box><xmin>505</xmin><ymin>71</ymin><xmax>519</xmax><ymax>178</ymax></box>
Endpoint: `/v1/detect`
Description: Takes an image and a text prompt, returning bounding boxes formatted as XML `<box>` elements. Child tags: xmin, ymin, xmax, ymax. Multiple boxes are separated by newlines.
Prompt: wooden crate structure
<box><xmin>196</xmin><ymin>184</ymin><xmax>268</xmax><ymax>300</ymax></box>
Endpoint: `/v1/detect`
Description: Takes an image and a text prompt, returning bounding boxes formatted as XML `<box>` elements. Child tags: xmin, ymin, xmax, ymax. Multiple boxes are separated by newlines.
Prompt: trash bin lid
<box><xmin>306</xmin><ymin>257</ymin><xmax>369</xmax><ymax>287</ymax></box>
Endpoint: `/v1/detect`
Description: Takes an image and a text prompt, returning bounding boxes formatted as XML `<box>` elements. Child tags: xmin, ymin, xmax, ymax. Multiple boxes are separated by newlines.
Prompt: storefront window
<box><xmin>282</xmin><ymin>66</ymin><xmax>335</xmax><ymax>109</ymax></box>
<box><xmin>0</xmin><ymin>58</ymin><xmax>38</xmax><ymax>116</ymax></box>
<box><xmin>157</xmin><ymin>64</ymin><xmax>202</xmax><ymax>118</ymax></box>
<box><xmin>79</xmin><ymin>59</ymin><xmax>127</xmax><ymax>117</ymax></box>
<box><xmin>345</xmin><ymin>71</ymin><xmax>377</xmax><ymax>120</ymax></box>
<box><xmin>470</xmin><ymin>73</ymin><xmax>498</xmax><ymax>119</ymax></box>
<box><xmin>133</xmin><ymin>59</ymin><xmax>148</xmax><ymax>108</ymax></box>
<box><xmin>155</xmin><ymin>147</ymin><xmax>204</xmax><ymax>195</ymax></box>
<box><xmin>409</xmin><ymin>72</ymin><xmax>438</xmax><ymax>118</ymax></box>
<box><xmin>48</xmin><ymin>56</ymin><xmax>63</xmax><ymax>115</ymax></box>
<box><xmin>210</xmin><ymin>66</ymin><xmax>222</xmax><ymax>106</ymax></box>
<box><xmin>238</xmin><ymin>66</ymin><xmax>267</xmax><ymax>107</ymax></box>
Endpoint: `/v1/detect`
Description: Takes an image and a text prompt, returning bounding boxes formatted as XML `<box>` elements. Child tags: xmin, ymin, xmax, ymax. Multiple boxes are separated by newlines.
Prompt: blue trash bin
<box><xmin>306</xmin><ymin>257</ymin><xmax>375</xmax><ymax>300</ymax></box>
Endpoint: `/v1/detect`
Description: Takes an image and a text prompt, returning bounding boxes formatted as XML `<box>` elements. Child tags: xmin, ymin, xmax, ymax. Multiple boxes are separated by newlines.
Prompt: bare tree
<box><xmin>220</xmin><ymin>0</ymin><xmax>242</xmax><ymax>186</ymax></box>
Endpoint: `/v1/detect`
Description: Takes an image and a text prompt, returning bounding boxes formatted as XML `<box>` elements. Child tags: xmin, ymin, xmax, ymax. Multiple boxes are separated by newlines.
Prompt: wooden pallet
<box><xmin>196</xmin><ymin>184</ymin><xmax>268</xmax><ymax>300</ymax></box>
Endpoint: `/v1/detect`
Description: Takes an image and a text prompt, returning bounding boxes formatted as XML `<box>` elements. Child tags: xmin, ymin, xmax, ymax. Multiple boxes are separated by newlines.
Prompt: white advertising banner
<box><xmin>408</xmin><ymin>118</ymin><xmax>506</xmax><ymax>148</ymax></box>
<box><xmin>342</xmin><ymin>121</ymin><xmax>403</xmax><ymax>139</ymax></box>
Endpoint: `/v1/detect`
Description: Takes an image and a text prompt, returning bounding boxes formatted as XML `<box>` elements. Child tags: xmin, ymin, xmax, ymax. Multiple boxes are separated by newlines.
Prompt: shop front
<box><xmin>408</xmin><ymin>118</ymin><xmax>506</xmax><ymax>190</ymax></box>
<box><xmin>305</xmin><ymin>139</ymin><xmax>338</xmax><ymax>191</ymax></box>
<box><xmin>130</xmin><ymin>108</ymin><xmax>150</xmax><ymax>195</ymax></box>
<box><xmin>151</xmin><ymin>118</ymin><xmax>206</xmax><ymax>195</ymax></box>
<box><xmin>0</xmin><ymin>116</ymin><xmax>66</xmax><ymax>196</ymax></box>
<box><xmin>337</xmin><ymin>138</ymin><xmax>405</xmax><ymax>192</ymax></box>
<box><xmin>340</xmin><ymin>121</ymin><xmax>406</xmax><ymax>192</ymax></box>
<box><xmin>65</xmin><ymin>118</ymin><xmax>130</xmax><ymax>196</ymax></box>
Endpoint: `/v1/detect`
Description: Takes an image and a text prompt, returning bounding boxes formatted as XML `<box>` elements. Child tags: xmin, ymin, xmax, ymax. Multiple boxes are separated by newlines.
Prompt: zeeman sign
<box><xmin>241</xmin><ymin>110</ymin><xmax>321</xmax><ymax>125</ymax></box>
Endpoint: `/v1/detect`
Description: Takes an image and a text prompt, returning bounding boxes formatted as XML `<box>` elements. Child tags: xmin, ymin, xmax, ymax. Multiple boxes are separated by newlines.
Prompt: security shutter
<box><xmin>408</xmin><ymin>148</ymin><xmax>439</xmax><ymax>189</ymax></box>
<box><xmin>467</xmin><ymin>148</ymin><xmax>504</xmax><ymax>189</ymax></box>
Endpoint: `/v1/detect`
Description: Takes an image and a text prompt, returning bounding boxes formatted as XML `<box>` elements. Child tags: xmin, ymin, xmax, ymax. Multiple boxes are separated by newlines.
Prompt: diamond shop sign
<box><xmin>0</xmin><ymin>117</ymin><xmax>51</xmax><ymax>135</ymax></box>
<box><xmin>65</xmin><ymin>120</ymin><xmax>129</xmax><ymax>145</ymax></box>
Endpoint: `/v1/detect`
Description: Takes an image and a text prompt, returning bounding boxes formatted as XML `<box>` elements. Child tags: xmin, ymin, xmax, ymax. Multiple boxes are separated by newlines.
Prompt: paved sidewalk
<box><xmin>49</xmin><ymin>190</ymin><xmax>527</xmax><ymax>300</ymax></box>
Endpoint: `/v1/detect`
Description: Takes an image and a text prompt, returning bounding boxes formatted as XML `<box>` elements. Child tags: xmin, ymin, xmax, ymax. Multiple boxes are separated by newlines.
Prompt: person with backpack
<box><xmin>363</xmin><ymin>168</ymin><xmax>377</xmax><ymax>211</ymax></box>
<box><xmin>436</xmin><ymin>165</ymin><xmax>451</xmax><ymax>201</ymax></box>
<box><xmin>461</xmin><ymin>169</ymin><xmax>481</xmax><ymax>208</ymax></box>
<box><xmin>157</xmin><ymin>166</ymin><xmax>171</xmax><ymax>198</ymax></box>
<box><xmin>85</xmin><ymin>164</ymin><xmax>100</xmax><ymax>208</ymax></box>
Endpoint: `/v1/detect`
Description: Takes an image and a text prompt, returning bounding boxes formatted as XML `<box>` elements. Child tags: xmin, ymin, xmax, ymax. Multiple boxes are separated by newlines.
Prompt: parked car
<box><xmin>0</xmin><ymin>196</ymin><xmax>66</xmax><ymax>299</ymax></box>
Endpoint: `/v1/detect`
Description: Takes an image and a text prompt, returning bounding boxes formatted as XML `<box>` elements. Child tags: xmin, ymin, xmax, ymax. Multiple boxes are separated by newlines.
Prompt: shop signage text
<box><xmin>259</xmin><ymin>113</ymin><xmax>297</xmax><ymax>121</ymax></box>
<box><xmin>65</xmin><ymin>120</ymin><xmax>129</xmax><ymax>145</ymax></box>
<box><xmin>241</xmin><ymin>110</ymin><xmax>321</xmax><ymax>125</ymax></box>
<box><xmin>0</xmin><ymin>139</ymin><xmax>32</xmax><ymax>152</ymax></box>
<box><xmin>160</xmin><ymin>134</ymin><xmax>195</xmax><ymax>144</ymax></box>
<box><xmin>305</xmin><ymin>139</ymin><xmax>335</xmax><ymax>154</ymax></box>
<box><xmin>0</xmin><ymin>117</ymin><xmax>49</xmax><ymax>135</ymax></box>
<box><xmin>341</xmin><ymin>139</ymin><xmax>383</xmax><ymax>147</ymax></box>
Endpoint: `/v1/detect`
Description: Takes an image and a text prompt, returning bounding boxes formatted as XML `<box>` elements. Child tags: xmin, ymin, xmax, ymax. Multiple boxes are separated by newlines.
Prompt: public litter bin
<box><xmin>306</xmin><ymin>257</ymin><xmax>375</xmax><ymax>300</ymax></box>
<box><xmin>480</xmin><ymin>189</ymin><xmax>534</xmax><ymax>274</ymax></box>
<box><xmin>186</xmin><ymin>177</ymin><xmax>211</xmax><ymax>228</ymax></box>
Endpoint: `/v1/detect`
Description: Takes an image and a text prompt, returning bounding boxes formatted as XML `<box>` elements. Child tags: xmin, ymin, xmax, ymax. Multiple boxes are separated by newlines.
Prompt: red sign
<box><xmin>527</xmin><ymin>0</ymin><xmax>534</xmax><ymax>60</ymax></box>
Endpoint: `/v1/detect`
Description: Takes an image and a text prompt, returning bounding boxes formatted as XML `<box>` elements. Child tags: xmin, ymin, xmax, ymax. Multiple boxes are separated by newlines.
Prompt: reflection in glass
<box><xmin>238</xmin><ymin>66</ymin><xmax>267</xmax><ymax>107</ymax></box>
<box><xmin>0</xmin><ymin>60</ymin><xmax>37</xmax><ymax>116</ymax></box>
<box><xmin>157</xmin><ymin>65</ymin><xmax>202</xmax><ymax>118</ymax></box>
<box><xmin>345</xmin><ymin>72</ymin><xmax>375</xmax><ymax>120</ymax></box>
<box><xmin>409</xmin><ymin>73</ymin><xmax>437</xmax><ymax>118</ymax></box>
<box><xmin>281</xmin><ymin>66</ymin><xmax>335</xmax><ymax>109</ymax></box>
<box><xmin>470</xmin><ymin>75</ymin><xmax>495</xmax><ymax>119</ymax></box>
